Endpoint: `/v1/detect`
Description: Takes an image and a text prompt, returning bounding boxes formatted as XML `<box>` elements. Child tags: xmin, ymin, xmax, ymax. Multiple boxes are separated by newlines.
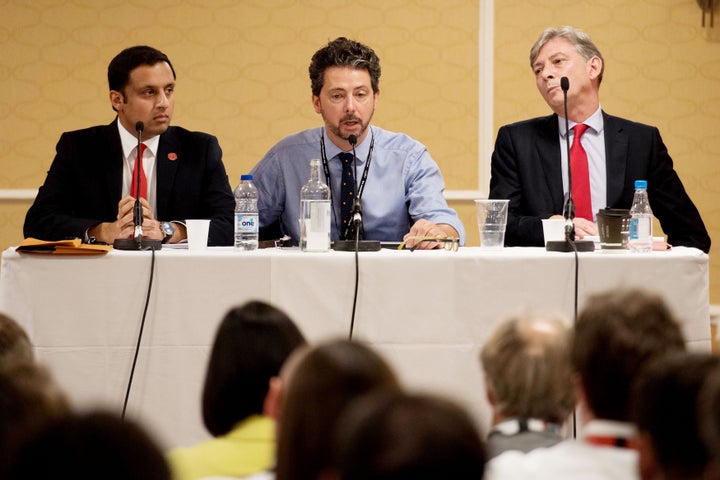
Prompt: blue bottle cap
<box><xmin>634</xmin><ymin>180</ymin><xmax>647</xmax><ymax>189</ymax></box>
<box><xmin>241</xmin><ymin>174</ymin><xmax>253</xmax><ymax>181</ymax></box>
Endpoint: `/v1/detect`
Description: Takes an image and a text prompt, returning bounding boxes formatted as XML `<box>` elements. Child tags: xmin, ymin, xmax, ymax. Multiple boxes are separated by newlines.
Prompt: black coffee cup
<box><xmin>597</xmin><ymin>208</ymin><xmax>630</xmax><ymax>250</ymax></box>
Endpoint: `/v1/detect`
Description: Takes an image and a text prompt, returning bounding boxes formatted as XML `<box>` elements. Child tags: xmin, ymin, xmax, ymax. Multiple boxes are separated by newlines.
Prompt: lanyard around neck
<box><xmin>319</xmin><ymin>128</ymin><xmax>375</xmax><ymax>234</ymax></box>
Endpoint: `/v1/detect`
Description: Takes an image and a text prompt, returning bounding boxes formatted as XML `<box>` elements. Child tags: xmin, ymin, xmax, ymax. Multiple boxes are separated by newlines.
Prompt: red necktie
<box><xmin>570</xmin><ymin>124</ymin><xmax>592</xmax><ymax>220</ymax></box>
<box><xmin>131</xmin><ymin>143</ymin><xmax>148</xmax><ymax>200</ymax></box>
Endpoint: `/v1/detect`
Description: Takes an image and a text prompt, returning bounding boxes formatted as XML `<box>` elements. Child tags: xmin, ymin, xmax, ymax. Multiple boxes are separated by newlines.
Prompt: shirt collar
<box><xmin>117</xmin><ymin>118</ymin><xmax>160</xmax><ymax>159</ymax></box>
<box><xmin>558</xmin><ymin>105</ymin><xmax>604</xmax><ymax>138</ymax></box>
<box><xmin>582</xmin><ymin>419</ymin><xmax>637</xmax><ymax>439</ymax></box>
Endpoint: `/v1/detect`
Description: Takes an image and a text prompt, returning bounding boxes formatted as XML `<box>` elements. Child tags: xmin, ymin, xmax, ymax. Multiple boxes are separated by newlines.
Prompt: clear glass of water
<box><xmin>475</xmin><ymin>199</ymin><xmax>509</xmax><ymax>249</ymax></box>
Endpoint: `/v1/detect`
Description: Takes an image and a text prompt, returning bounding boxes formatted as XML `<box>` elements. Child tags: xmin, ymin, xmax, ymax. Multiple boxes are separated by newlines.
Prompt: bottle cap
<box><xmin>634</xmin><ymin>180</ymin><xmax>647</xmax><ymax>189</ymax></box>
<box><xmin>241</xmin><ymin>174</ymin><xmax>253</xmax><ymax>181</ymax></box>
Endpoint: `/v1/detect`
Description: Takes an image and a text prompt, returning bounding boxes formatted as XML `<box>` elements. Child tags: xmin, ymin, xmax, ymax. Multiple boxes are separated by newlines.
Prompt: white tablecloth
<box><xmin>0</xmin><ymin>246</ymin><xmax>710</xmax><ymax>449</ymax></box>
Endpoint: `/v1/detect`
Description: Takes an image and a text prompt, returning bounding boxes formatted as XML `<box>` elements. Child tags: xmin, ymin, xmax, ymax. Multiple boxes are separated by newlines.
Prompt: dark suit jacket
<box><xmin>24</xmin><ymin>121</ymin><xmax>235</xmax><ymax>246</ymax></box>
<box><xmin>489</xmin><ymin>112</ymin><xmax>710</xmax><ymax>253</ymax></box>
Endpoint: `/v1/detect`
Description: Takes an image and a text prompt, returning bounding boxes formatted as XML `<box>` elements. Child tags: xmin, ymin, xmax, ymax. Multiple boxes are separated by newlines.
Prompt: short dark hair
<box><xmin>5</xmin><ymin>410</ymin><xmax>171</xmax><ymax>480</ymax></box>
<box><xmin>334</xmin><ymin>390</ymin><xmax>487</xmax><ymax>480</ymax></box>
<box><xmin>632</xmin><ymin>352</ymin><xmax>719</xmax><ymax>479</ymax></box>
<box><xmin>572</xmin><ymin>288</ymin><xmax>685</xmax><ymax>421</ymax></box>
<box><xmin>275</xmin><ymin>339</ymin><xmax>400</xmax><ymax>480</ymax></box>
<box><xmin>107</xmin><ymin>45</ymin><xmax>176</xmax><ymax>93</ymax></box>
<box><xmin>201</xmin><ymin>301</ymin><xmax>305</xmax><ymax>437</ymax></box>
<box><xmin>308</xmin><ymin>37</ymin><xmax>381</xmax><ymax>96</ymax></box>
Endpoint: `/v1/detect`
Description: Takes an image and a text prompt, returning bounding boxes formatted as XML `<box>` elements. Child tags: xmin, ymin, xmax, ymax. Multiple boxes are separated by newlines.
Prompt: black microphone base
<box><xmin>545</xmin><ymin>239</ymin><xmax>595</xmax><ymax>252</ymax></box>
<box><xmin>332</xmin><ymin>240</ymin><xmax>382</xmax><ymax>252</ymax></box>
<box><xmin>113</xmin><ymin>238</ymin><xmax>163</xmax><ymax>251</ymax></box>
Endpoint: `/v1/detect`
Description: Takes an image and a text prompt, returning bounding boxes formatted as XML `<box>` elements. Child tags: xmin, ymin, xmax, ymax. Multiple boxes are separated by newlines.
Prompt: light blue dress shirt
<box><xmin>250</xmin><ymin>125</ymin><xmax>465</xmax><ymax>245</ymax></box>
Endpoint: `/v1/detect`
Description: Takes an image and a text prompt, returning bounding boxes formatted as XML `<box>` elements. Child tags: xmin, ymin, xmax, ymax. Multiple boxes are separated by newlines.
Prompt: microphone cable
<box><xmin>348</xmin><ymin>134</ymin><xmax>360</xmax><ymax>341</ymax></box>
<box><xmin>121</xmin><ymin>245</ymin><xmax>158</xmax><ymax>419</ymax></box>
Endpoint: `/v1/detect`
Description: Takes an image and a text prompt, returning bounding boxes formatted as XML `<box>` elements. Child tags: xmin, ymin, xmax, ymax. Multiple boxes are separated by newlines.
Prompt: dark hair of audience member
<box><xmin>698</xmin><ymin>363</ymin><xmax>720</xmax><ymax>479</ymax></box>
<box><xmin>0</xmin><ymin>362</ymin><xmax>70</xmax><ymax>477</ymax></box>
<box><xmin>275</xmin><ymin>339</ymin><xmax>400</xmax><ymax>480</ymax></box>
<box><xmin>5</xmin><ymin>410</ymin><xmax>171</xmax><ymax>480</ymax></box>
<box><xmin>202</xmin><ymin>300</ymin><xmax>306</xmax><ymax>437</ymax></box>
<box><xmin>332</xmin><ymin>390</ymin><xmax>487</xmax><ymax>480</ymax></box>
<box><xmin>632</xmin><ymin>352</ymin><xmax>719</xmax><ymax>480</ymax></box>
<box><xmin>0</xmin><ymin>313</ymin><xmax>34</xmax><ymax>365</ymax></box>
<box><xmin>572</xmin><ymin>288</ymin><xmax>685</xmax><ymax>421</ymax></box>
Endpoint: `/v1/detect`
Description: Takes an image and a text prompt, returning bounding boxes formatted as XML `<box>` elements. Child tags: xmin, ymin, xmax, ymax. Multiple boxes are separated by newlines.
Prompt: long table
<box><xmin>0</xmin><ymin>246</ymin><xmax>710</xmax><ymax>449</ymax></box>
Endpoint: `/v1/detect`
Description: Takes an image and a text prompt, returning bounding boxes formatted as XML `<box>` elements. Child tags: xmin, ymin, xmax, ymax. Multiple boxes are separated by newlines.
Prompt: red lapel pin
<box><xmin>168</xmin><ymin>152</ymin><xmax>177</xmax><ymax>161</ymax></box>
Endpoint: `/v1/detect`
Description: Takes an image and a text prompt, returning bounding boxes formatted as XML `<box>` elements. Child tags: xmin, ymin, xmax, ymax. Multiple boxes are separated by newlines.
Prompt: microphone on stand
<box><xmin>332</xmin><ymin>133</ymin><xmax>380</xmax><ymax>252</ymax></box>
<box><xmin>113</xmin><ymin>121</ymin><xmax>162</xmax><ymax>251</ymax></box>
<box><xmin>545</xmin><ymin>77</ymin><xmax>593</xmax><ymax>252</ymax></box>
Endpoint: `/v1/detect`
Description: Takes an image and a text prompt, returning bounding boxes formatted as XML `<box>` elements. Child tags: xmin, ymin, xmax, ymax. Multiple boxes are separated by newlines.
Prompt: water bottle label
<box><xmin>236</xmin><ymin>213</ymin><xmax>258</xmax><ymax>234</ymax></box>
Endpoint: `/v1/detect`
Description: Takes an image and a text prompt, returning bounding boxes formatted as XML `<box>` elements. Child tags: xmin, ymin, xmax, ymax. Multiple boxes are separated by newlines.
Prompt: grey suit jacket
<box><xmin>489</xmin><ymin>112</ymin><xmax>710</xmax><ymax>252</ymax></box>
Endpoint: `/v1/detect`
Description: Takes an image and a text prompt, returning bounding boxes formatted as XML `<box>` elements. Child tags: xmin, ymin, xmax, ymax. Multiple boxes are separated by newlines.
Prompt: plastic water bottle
<box><xmin>628</xmin><ymin>179</ymin><xmax>653</xmax><ymax>253</ymax></box>
<box><xmin>300</xmin><ymin>159</ymin><xmax>331</xmax><ymax>252</ymax></box>
<box><xmin>234</xmin><ymin>174</ymin><xmax>258</xmax><ymax>251</ymax></box>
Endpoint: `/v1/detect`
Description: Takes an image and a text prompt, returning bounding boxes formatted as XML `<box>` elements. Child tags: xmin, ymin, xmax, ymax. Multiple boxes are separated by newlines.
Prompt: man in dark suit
<box><xmin>24</xmin><ymin>46</ymin><xmax>235</xmax><ymax>246</ymax></box>
<box><xmin>489</xmin><ymin>26</ymin><xmax>710</xmax><ymax>253</ymax></box>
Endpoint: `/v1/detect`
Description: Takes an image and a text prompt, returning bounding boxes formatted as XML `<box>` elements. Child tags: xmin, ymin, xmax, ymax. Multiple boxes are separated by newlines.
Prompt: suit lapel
<box><xmin>536</xmin><ymin>115</ymin><xmax>565</xmax><ymax>212</ymax></box>
<box><xmin>102</xmin><ymin>121</ymin><xmax>124</xmax><ymax>203</ymax></box>
<box><xmin>156</xmin><ymin>127</ymin><xmax>180</xmax><ymax>217</ymax></box>
<box><xmin>603</xmin><ymin>113</ymin><xmax>628</xmax><ymax>206</ymax></box>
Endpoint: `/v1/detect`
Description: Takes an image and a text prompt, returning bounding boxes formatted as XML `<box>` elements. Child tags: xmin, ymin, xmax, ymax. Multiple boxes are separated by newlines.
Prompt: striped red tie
<box><xmin>570</xmin><ymin>124</ymin><xmax>592</xmax><ymax>220</ymax></box>
<box><xmin>131</xmin><ymin>143</ymin><xmax>148</xmax><ymax>200</ymax></box>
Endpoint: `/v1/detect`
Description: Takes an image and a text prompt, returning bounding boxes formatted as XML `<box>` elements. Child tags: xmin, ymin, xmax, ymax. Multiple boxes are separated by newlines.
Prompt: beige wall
<box><xmin>2</xmin><ymin>0</ymin><xmax>718</xmax><ymax>301</ymax></box>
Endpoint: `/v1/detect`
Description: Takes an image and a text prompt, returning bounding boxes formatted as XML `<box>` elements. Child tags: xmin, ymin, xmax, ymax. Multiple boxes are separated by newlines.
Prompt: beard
<box><xmin>323</xmin><ymin>112</ymin><xmax>373</xmax><ymax>143</ymax></box>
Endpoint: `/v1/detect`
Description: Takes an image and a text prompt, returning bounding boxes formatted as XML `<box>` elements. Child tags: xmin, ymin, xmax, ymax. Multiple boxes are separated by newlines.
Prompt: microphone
<box><xmin>560</xmin><ymin>77</ymin><xmax>575</xmax><ymax>242</ymax></box>
<box><xmin>132</xmin><ymin>122</ymin><xmax>145</xmax><ymax>243</ymax></box>
<box><xmin>113</xmin><ymin>121</ymin><xmax>162</xmax><ymax>250</ymax></box>
<box><xmin>545</xmin><ymin>77</ymin><xmax>593</xmax><ymax>252</ymax></box>
<box><xmin>347</xmin><ymin>135</ymin><xmax>363</xmax><ymax>228</ymax></box>
<box><xmin>332</xmin><ymin>133</ymin><xmax>380</xmax><ymax>252</ymax></box>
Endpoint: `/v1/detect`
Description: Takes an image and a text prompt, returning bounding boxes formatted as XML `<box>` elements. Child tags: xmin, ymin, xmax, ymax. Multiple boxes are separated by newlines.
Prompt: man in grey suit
<box><xmin>489</xmin><ymin>26</ymin><xmax>710</xmax><ymax>252</ymax></box>
<box><xmin>24</xmin><ymin>46</ymin><xmax>235</xmax><ymax>246</ymax></box>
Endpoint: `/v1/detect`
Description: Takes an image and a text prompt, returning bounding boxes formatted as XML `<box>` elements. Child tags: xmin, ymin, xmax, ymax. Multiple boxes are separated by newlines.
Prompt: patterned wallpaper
<box><xmin>2</xmin><ymin>0</ymin><xmax>719</xmax><ymax>301</ymax></box>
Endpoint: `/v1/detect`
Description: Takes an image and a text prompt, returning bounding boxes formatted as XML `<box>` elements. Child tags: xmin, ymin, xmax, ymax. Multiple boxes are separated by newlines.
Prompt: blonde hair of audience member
<box><xmin>330</xmin><ymin>390</ymin><xmax>486</xmax><ymax>480</ymax></box>
<box><xmin>698</xmin><ymin>365</ymin><xmax>720</xmax><ymax>480</ymax></box>
<box><xmin>5</xmin><ymin>409</ymin><xmax>171</xmax><ymax>480</ymax></box>
<box><xmin>0</xmin><ymin>313</ymin><xmax>34</xmax><ymax>365</ymax></box>
<box><xmin>0</xmin><ymin>362</ymin><xmax>71</xmax><ymax>476</ymax></box>
<box><xmin>481</xmin><ymin>314</ymin><xmax>575</xmax><ymax>425</ymax></box>
<box><xmin>631</xmin><ymin>352</ymin><xmax>720</xmax><ymax>480</ymax></box>
<box><xmin>572</xmin><ymin>288</ymin><xmax>685</xmax><ymax>423</ymax></box>
<box><xmin>274</xmin><ymin>339</ymin><xmax>401</xmax><ymax>480</ymax></box>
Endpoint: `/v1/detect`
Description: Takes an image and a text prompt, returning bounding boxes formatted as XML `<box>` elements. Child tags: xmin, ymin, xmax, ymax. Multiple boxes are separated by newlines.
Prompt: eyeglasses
<box><xmin>397</xmin><ymin>236</ymin><xmax>460</xmax><ymax>252</ymax></box>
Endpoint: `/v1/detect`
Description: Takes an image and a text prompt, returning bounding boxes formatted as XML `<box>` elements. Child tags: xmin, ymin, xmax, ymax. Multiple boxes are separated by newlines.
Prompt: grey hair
<box><xmin>530</xmin><ymin>26</ymin><xmax>604</xmax><ymax>84</ymax></box>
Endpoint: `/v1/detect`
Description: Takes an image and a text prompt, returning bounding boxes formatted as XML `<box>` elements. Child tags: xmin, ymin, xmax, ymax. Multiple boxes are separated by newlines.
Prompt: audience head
<box><xmin>309</xmin><ymin>37</ymin><xmax>381</xmax><ymax>96</ymax></box>
<box><xmin>0</xmin><ymin>313</ymin><xmax>33</xmax><ymax>365</ymax></box>
<box><xmin>632</xmin><ymin>352</ymin><xmax>719</xmax><ymax>480</ymax></box>
<box><xmin>275</xmin><ymin>339</ymin><xmax>400</xmax><ymax>480</ymax></box>
<box><xmin>332</xmin><ymin>390</ymin><xmax>486</xmax><ymax>480</ymax></box>
<box><xmin>5</xmin><ymin>409</ymin><xmax>171</xmax><ymax>480</ymax></box>
<box><xmin>572</xmin><ymin>288</ymin><xmax>685</xmax><ymax>422</ymax></box>
<box><xmin>201</xmin><ymin>300</ymin><xmax>305</xmax><ymax>437</ymax></box>
<box><xmin>481</xmin><ymin>314</ymin><xmax>574</xmax><ymax>425</ymax></box>
<box><xmin>699</xmin><ymin>364</ymin><xmax>720</xmax><ymax>479</ymax></box>
<box><xmin>0</xmin><ymin>362</ymin><xmax>70</xmax><ymax>476</ymax></box>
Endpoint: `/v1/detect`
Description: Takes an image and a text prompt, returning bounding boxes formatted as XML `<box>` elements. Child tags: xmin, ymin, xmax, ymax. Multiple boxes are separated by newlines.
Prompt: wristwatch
<box><xmin>160</xmin><ymin>221</ymin><xmax>175</xmax><ymax>244</ymax></box>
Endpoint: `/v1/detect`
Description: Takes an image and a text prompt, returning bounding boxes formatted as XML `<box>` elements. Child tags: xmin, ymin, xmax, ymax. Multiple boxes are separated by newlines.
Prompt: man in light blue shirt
<box><xmin>250</xmin><ymin>37</ymin><xmax>464</xmax><ymax>249</ymax></box>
